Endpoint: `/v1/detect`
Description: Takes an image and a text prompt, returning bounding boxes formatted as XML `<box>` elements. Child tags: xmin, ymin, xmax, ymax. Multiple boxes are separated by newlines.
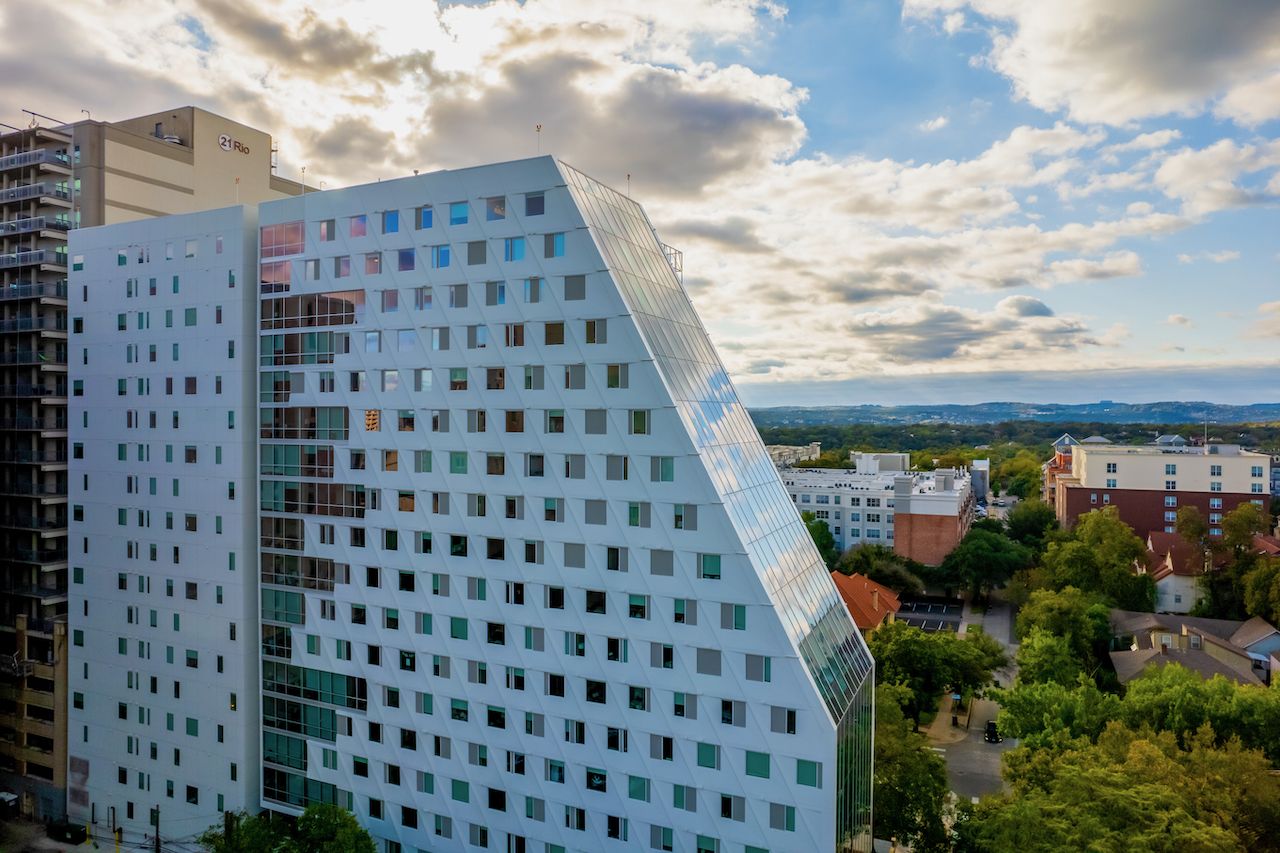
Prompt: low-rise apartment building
<box><xmin>781</xmin><ymin>453</ymin><xmax>978</xmax><ymax>565</ymax></box>
<box><xmin>1051</xmin><ymin>442</ymin><xmax>1271</xmax><ymax>538</ymax></box>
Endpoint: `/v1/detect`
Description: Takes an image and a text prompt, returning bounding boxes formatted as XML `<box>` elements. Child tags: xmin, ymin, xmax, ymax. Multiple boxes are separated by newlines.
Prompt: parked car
<box><xmin>994</xmin><ymin>499</ymin><xmax>1006</xmax><ymax>507</ymax></box>
<box><xmin>984</xmin><ymin>720</ymin><xmax>1003</xmax><ymax>743</ymax></box>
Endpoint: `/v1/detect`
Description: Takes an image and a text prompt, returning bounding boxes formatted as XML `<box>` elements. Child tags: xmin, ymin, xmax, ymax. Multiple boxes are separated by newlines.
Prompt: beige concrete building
<box><xmin>1051</xmin><ymin>442</ymin><xmax>1271</xmax><ymax>540</ymax></box>
<box><xmin>0</xmin><ymin>106</ymin><xmax>303</xmax><ymax>819</ymax></box>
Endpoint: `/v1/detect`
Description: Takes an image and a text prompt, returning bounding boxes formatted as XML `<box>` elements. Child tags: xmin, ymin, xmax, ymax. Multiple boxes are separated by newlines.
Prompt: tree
<box><xmin>834</xmin><ymin>543</ymin><xmax>925</xmax><ymax>596</ymax></box>
<box><xmin>1040</xmin><ymin>507</ymin><xmax>1154</xmax><ymax>611</ymax></box>
<box><xmin>936</xmin><ymin>529</ymin><xmax>1031</xmax><ymax>600</ymax></box>
<box><xmin>1117</xmin><ymin>664</ymin><xmax>1280</xmax><ymax>763</ymax></box>
<box><xmin>1014</xmin><ymin>628</ymin><xmax>1082</xmax><ymax>686</ymax></box>
<box><xmin>872</xmin><ymin>683</ymin><xmax>950</xmax><ymax>852</ymax></box>
<box><xmin>294</xmin><ymin>804</ymin><xmax>378</xmax><ymax>853</ymax></box>
<box><xmin>1244</xmin><ymin>557</ymin><xmax>1280</xmax><ymax>625</ymax></box>
<box><xmin>970</xmin><ymin>516</ymin><xmax>1005</xmax><ymax>535</ymax></box>
<box><xmin>1223</xmin><ymin>501</ymin><xmax>1268</xmax><ymax>559</ymax></box>
<box><xmin>1176</xmin><ymin>505</ymin><xmax>1211</xmax><ymax>556</ymax></box>
<box><xmin>197</xmin><ymin>811</ymin><xmax>291</xmax><ymax>853</ymax></box>
<box><xmin>801</xmin><ymin>511</ymin><xmax>839</xmax><ymax>569</ymax></box>
<box><xmin>1014</xmin><ymin>586</ymin><xmax>1112</xmax><ymax>676</ymax></box>
<box><xmin>994</xmin><ymin>676</ymin><xmax>1120</xmax><ymax>749</ymax></box>
<box><xmin>198</xmin><ymin>804</ymin><xmax>376</xmax><ymax>853</ymax></box>
<box><xmin>955</xmin><ymin>724</ymin><xmax>1280</xmax><ymax>853</ymax></box>
<box><xmin>868</xmin><ymin>621</ymin><xmax>1007</xmax><ymax>727</ymax></box>
<box><xmin>1005</xmin><ymin>498</ymin><xmax>1059</xmax><ymax>553</ymax></box>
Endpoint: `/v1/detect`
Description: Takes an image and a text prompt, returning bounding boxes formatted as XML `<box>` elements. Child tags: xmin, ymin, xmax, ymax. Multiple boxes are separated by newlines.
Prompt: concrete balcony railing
<box><xmin>0</xmin><ymin>282</ymin><xmax>67</xmax><ymax>301</ymax></box>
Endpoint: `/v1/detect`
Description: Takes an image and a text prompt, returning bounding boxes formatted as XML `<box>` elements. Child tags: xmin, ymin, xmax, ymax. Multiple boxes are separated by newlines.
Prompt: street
<box><xmin>925</xmin><ymin>595</ymin><xmax>1020</xmax><ymax>802</ymax></box>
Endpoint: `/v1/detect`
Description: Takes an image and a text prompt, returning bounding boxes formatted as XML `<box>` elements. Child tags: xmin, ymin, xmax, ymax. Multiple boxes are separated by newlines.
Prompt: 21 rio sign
<box><xmin>218</xmin><ymin>133</ymin><xmax>250</xmax><ymax>155</ymax></box>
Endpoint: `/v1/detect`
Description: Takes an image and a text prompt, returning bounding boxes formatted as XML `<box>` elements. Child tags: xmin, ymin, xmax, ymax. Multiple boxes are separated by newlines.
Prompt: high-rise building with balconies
<box><xmin>0</xmin><ymin>106</ymin><xmax>302</xmax><ymax>820</ymax></box>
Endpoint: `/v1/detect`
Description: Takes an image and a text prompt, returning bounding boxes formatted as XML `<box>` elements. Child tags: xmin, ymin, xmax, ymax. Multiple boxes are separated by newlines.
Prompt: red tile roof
<box><xmin>1144</xmin><ymin>531</ymin><xmax>1208</xmax><ymax>580</ymax></box>
<box><xmin>830</xmin><ymin>572</ymin><xmax>901</xmax><ymax>631</ymax></box>
<box><xmin>1254</xmin><ymin>534</ymin><xmax>1280</xmax><ymax>557</ymax></box>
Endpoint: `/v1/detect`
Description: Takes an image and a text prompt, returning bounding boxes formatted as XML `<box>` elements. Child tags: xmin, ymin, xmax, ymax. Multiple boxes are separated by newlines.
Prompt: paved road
<box><xmin>927</xmin><ymin>597</ymin><xmax>1020</xmax><ymax>801</ymax></box>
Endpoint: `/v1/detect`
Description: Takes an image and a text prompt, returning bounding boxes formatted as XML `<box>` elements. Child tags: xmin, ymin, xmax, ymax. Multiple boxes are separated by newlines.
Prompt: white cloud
<box><xmin>1154</xmin><ymin>139</ymin><xmax>1280</xmax><ymax>216</ymax></box>
<box><xmin>1167</xmin><ymin>314</ymin><xmax>1193</xmax><ymax>327</ymax></box>
<box><xmin>919</xmin><ymin>115</ymin><xmax>949</xmax><ymax>132</ymax></box>
<box><xmin>1176</xmin><ymin>250</ymin><xmax>1241</xmax><ymax>264</ymax></box>
<box><xmin>2</xmin><ymin>0</ymin><xmax>1272</xmax><ymax>387</ymax></box>
<box><xmin>903</xmin><ymin>0</ymin><xmax>1280</xmax><ymax>126</ymax></box>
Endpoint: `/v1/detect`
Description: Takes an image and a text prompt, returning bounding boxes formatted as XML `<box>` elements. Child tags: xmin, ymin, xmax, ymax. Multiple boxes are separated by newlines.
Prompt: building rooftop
<box><xmin>830</xmin><ymin>572</ymin><xmax>901</xmax><ymax>631</ymax></box>
<box><xmin>1074</xmin><ymin>442</ymin><xmax>1265</xmax><ymax>458</ymax></box>
<box><xmin>1110</xmin><ymin>646</ymin><xmax>1264</xmax><ymax>686</ymax></box>
<box><xmin>782</xmin><ymin>466</ymin><xmax>972</xmax><ymax>496</ymax></box>
<box><xmin>1109</xmin><ymin>609</ymin><xmax>1244</xmax><ymax>644</ymax></box>
<box><xmin>1231</xmin><ymin>616</ymin><xmax>1280</xmax><ymax>650</ymax></box>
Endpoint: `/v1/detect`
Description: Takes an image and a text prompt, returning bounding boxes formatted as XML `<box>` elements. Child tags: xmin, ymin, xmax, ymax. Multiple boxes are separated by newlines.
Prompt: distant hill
<box><xmin>749</xmin><ymin>401</ymin><xmax>1280</xmax><ymax>427</ymax></box>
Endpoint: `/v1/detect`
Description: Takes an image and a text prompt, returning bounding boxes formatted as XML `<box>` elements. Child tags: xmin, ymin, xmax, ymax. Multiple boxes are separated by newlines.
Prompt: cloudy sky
<box><xmin>7</xmin><ymin>0</ymin><xmax>1279</xmax><ymax>406</ymax></box>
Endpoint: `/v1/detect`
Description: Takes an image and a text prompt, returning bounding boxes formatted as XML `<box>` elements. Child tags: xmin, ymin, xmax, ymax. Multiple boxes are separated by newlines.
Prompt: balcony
<box><xmin>0</xmin><ymin>449</ymin><xmax>66</xmax><ymax>464</ymax></box>
<box><xmin>0</xmin><ymin>316</ymin><xmax>66</xmax><ymax>334</ymax></box>
<box><xmin>10</xmin><ymin>546</ymin><xmax>65</xmax><ymax>564</ymax></box>
<box><xmin>0</xmin><ymin>183</ymin><xmax>68</xmax><ymax>205</ymax></box>
<box><xmin>0</xmin><ymin>282</ymin><xmax>66</xmax><ymax>302</ymax></box>
<box><xmin>0</xmin><ymin>416</ymin><xmax>66</xmax><ymax>431</ymax></box>
<box><xmin>0</xmin><ymin>383</ymin><xmax>65</xmax><ymax>398</ymax></box>
<box><xmin>0</xmin><ymin>217</ymin><xmax>70</xmax><ymax>238</ymax></box>
<box><xmin>0</xmin><ymin>482</ymin><xmax>63</xmax><ymax>497</ymax></box>
<box><xmin>0</xmin><ymin>150</ymin><xmax>69</xmax><ymax>173</ymax></box>
<box><xmin>0</xmin><ymin>350</ymin><xmax>64</xmax><ymax>366</ymax></box>
<box><xmin>0</xmin><ymin>515</ymin><xmax>66</xmax><ymax>532</ymax></box>
<box><xmin>0</xmin><ymin>250</ymin><xmax>65</xmax><ymax>271</ymax></box>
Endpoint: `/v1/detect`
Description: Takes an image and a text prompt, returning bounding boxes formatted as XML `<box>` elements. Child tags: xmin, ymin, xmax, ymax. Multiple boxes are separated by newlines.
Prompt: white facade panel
<box><xmin>66</xmin><ymin>206</ymin><xmax>259</xmax><ymax>844</ymax></box>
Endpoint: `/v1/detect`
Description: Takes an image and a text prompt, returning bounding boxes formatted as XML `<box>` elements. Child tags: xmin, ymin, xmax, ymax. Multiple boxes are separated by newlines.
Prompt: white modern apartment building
<box><xmin>253</xmin><ymin>158</ymin><xmax>873</xmax><ymax>852</ymax></box>
<box><xmin>65</xmin><ymin>206</ymin><xmax>260</xmax><ymax>844</ymax></box>
<box><xmin>782</xmin><ymin>453</ymin><xmax>978</xmax><ymax>565</ymax></box>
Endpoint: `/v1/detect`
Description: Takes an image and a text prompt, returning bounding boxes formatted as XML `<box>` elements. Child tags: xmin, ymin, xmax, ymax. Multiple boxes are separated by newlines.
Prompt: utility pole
<box><xmin>152</xmin><ymin>804</ymin><xmax>160</xmax><ymax>853</ymax></box>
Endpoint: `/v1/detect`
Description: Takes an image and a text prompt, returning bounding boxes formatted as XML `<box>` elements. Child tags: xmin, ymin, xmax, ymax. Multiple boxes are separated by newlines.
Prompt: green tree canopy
<box><xmin>872</xmin><ymin>683</ymin><xmax>949</xmax><ymax>852</ymax></box>
<box><xmin>1004</xmin><ymin>498</ymin><xmax>1059</xmax><ymax>553</ymax></box>
<box><xmin>1243</xmin><ymin>557</ymin><xmax>1280</xmax><ymax>625</ymax></box>
<box><xmin>1040</xmin><ymin>507</ymin><xmax>1155</xmax><ymax>610</ymax></box>
<box><xmin>198</xmin><ymin>804</ymin><xmax>376</xmax><ymax>853</ymax></box>
<box><xmin>1013</xmin><ymin>628</ymin><xmax>1083</xmax><ymax>686</ymax></box>
<box><xmin>868</xmin><ymin>621</ymin><xmax>1008</xmax><ymax>726</ymax></box>
<box><xmin>834</xmin><ymin>543</ymin><xmax>925</xmax><ymax>596</ymax></box>
<box><xmin>1014</xmin><ymin>586</ymin><xmax>1112</xmax><ymax>673</ymax></box>
<box><xmin>935</xmin><ymin>528</ymin><xmax>1031</xmax><ymax>600</ymax></box>
<box><xmin>955</xmin><ymin>723</ymin><xmax>1280</xmax><ymax>853</ymax></box>
<box><xmin>1223</xmin><ymin>501</ymin><xmax>1268</xmax><ymax>558</ymax></box>
<box><xmin>801</xmin><ymin>510</ymin><xmax>839</xmax><ymax>569</ymax></box>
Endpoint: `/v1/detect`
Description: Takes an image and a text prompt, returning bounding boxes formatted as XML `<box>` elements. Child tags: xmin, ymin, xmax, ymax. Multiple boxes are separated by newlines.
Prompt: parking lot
<box><xmin>896</xmin><ymin>596</ymin><xmax>963</xmax><ymax>633</ymax></box>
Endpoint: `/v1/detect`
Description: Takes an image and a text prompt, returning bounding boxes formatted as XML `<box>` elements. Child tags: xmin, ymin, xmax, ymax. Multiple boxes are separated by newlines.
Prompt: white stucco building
<box><xmin>65</xmin><ymin>206</ymin><xmax>260</xmax><ymax>844</ymax></box>
<box><xmin>781</xmin><ymin>453</ymin><xmax>978</xmax><ymax>565</ymax></box>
